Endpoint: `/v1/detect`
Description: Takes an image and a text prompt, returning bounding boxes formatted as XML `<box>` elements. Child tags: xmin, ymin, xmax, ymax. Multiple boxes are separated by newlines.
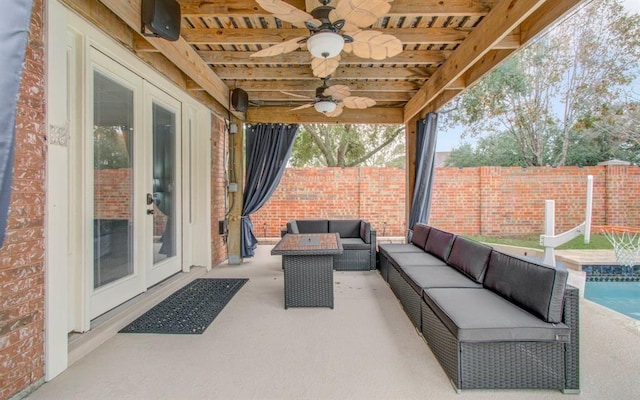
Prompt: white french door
<box><xmin>88</xmin><ymin>49</ymin><xmax>182</xmax><ymax>319</ymax></box>
<box><xmin>89</xmin><ymin>49</ymin><xmax>145</xmax><ymax>318</ymax></box>
<box><xmin>144</xmin><ymin>83</ymin><xmax>182</xmax><ymax>287</ymax></box>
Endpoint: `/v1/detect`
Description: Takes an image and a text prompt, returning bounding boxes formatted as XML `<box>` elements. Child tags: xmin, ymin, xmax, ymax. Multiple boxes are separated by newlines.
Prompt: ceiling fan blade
<box><xmin>323</xmin><ymin>85</ymin><xmax>351</xmax><ymax>100</ymax></box>
<box><xmin>350</xmin><ymin>30</ymin><xmax>402</xmax><ymax>60</ymax></box>
<box><xmin>324</xmin><ymin>104</ymin><xmax>345</xmax><ymax>117</ymax></box>
<box><xmin>342</xmin><ymin>96</ymin><xmax>376</xmax><ymax>109</ymax></box>
<box><xmin>250</xmin><ymin>37</ymin><xmax>306</xmax><ymax>57</ymax></box>
<box><xmin>333</xmin><ymin>0</ymin><xmax>392</xmax><ymax>29</ymax></box>
<box><xmin>290</xmin><ymin>103</ymin><xmax>314</xmax><ymax>111</ymax></box>
<box><xmin>256</xmin><ymin>0</ymin><xmax>315</xmax><ymax>26</ymax></box>
<box><xmin>280</xmin><ymin>91</ymin><xmax>313</xmax><ymax>100</ymax></box>
<box><xmin>311</xmin><ymin>56</ymin><xmax>340</xmax><ymax>78</ymax></box>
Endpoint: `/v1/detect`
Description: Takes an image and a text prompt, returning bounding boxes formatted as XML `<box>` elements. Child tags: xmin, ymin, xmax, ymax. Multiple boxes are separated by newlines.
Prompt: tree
<box><xmin>576</xmin><ymin>99</ymin><xmax>640</xmax><ymax>164</ymax></box>
<box><xmin>445</xmin><ymin>0</ymin><xmax>640</xmax><ymax>166</ymax></box>
<box><xmin>446</xmin><ymin>100</ymin><xmax>640</xmax><ymax>167</ymax></box>
<box><xmin>94</xmin><ymin>126</ymin><xmax>130</xmax><ymax>169</ymax></box>
<box><xmin>445</xmin><ymin>132</ymin><xmax>526</xmax><ymax>167</ymax></box>
<box><xmin>289</xmin><ymin>124</ymin><xmax>405</xmax><ymax>167</ymax></box>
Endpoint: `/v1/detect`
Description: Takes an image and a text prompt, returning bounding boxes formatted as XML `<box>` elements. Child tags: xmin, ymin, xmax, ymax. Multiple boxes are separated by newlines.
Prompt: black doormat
<box><xmin>119</xmin><ymin>278</ymin><xmax>248</xmax><ymax>334</ymax></box>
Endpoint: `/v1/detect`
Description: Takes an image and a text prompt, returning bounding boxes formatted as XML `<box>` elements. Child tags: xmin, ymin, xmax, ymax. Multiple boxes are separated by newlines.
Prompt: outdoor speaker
<box><xmin>231</xmin><ymin>88</ymin><xmax>249</xmax><ymax>112</ymax></box>
<box><xmin>141</xmin><ymin>0</ymin><xmax>181</xmax><ymax>42</ymax></box>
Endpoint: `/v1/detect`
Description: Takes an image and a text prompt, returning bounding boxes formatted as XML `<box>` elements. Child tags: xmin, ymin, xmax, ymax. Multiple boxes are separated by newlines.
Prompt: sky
<box><xmin>436</xmin><ymin>0</ymin><xmax>640</xmax><ymax>152</ymax></box>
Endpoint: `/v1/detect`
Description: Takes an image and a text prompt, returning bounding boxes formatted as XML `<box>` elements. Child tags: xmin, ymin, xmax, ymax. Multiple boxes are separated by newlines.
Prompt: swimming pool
<box><xmin>584</xmin><ymin>281</ymin><xmax>640</xmax><ymax>320</ymax></box>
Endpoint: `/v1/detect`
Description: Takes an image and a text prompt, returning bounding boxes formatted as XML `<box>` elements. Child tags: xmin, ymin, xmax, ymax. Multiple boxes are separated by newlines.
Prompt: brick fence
<box><xmin>251</xmin><ymin>165</ymin><xmax>640</xmax><ymax>238</ymax></box>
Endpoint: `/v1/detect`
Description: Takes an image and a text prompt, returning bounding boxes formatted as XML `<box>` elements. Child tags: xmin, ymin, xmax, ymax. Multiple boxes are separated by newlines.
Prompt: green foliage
<box><xmin>465</xmin><ymin>234</ymin><xmax>613</xmax><ymax>250</ymax></box>
<box><xmin>445</xmin><ymin>132</ymin><xmax>526</xmax><ymax>167</ymax></box>
<box><xmin>94</xmin><ymin>126</ymin><xmax>131</xmax><ymax>169</ymax></box>
<box><xmin>444</xmin><ymin>0</ymin><xmax>640</xmax><ymax>167</ymax></box>
<box><xmin>290</xmin><ymin>124</ymin><xmax>405</xmax><ymax>167</ymax></box>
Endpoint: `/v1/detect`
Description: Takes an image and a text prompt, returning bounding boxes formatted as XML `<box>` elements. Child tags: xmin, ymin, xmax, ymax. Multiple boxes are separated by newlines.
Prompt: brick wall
<box><xmin>210</xmin><ymin>117</ymin><xmax>227</xmax><ymax>265</ymax></box>
<box><xmin>0</xmin><ymin>1</ymin><xmax>46</xmax><ymax>399</ymax></box>
<box><xmin>430</xmin><ymin>166</ymin><xmax>612</xmax><ymax>236</ymax></box>
<box><xmin>252</xmin><ymin>167</ymin><xmax>406</xmax><ymax>237</ymax></box>
<box><xmin>94</xmin><ymin>169</ymin><xmax>132</xmax><ymax>220</ymax></box>
<box><xmin>252</xmin><ymin>165</ymin><xmax>640</xmax><ymax>238</ymax></box>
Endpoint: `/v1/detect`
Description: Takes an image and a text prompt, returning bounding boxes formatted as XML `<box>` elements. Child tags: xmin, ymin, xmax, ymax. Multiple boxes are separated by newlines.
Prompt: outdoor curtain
<box><xmin>0</xmin><ymin>0</ymin><xmax>33</xmax><ymax>248</ymax></box>
<box><xmin>241</xmin><ymin>123</ymin><xmax>299</xmax><ymax>258</ymax></box>
<box><xmin>408</xmin><ymin>113</ymin><xmax>439</xmax><ymax>241</ymax></box>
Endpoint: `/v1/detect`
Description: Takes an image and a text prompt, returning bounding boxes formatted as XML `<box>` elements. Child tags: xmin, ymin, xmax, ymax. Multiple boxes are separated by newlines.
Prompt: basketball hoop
<box><xmin>596</xmin><ymin>226</ymin><xmax>640</xmax><ymax>268</ymax></box>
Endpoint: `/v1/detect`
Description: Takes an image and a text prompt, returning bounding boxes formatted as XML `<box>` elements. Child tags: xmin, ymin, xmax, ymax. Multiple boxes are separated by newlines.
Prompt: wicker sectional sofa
<box><xmin>282</xmin><ymin>219</ymin><xmax>376</xmax><ymax>271</ymax></box>
<box><xmin>378</xmin><ymin>223</ymin><xmax>579</xmax><ymax>393</ymax></box>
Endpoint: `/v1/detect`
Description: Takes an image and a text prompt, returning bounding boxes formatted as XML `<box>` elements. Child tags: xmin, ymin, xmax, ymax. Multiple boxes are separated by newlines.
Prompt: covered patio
<box><xmin>57</xmin><ymin>0</ymin><xmax>596</xmax><ymax>266</ymax></box>
<box><xmin>27</xmin><ymin>245</ymin><xmax>640</xmax><ymax>399</ymax></box>
<box><xmin>4</xmin><ymin>0</ymin><xmax>632</xmax><ymax>398</ymax></box>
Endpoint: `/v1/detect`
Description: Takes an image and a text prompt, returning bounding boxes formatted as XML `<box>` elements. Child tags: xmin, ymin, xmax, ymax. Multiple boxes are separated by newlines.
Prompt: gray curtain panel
<box><xmin>408</xmin><ymin>113</ymin><xmax>439</xmax><ymax>241</ymax></box>
<box><xmin>241</xmin><ymin>123</ymin><xmax>298</xmax><ymax>258</ymax></box>
<box><xmin>0</xmin><ymin>0</ymin><xmax>33</xmax><ymax>247</ymax></box>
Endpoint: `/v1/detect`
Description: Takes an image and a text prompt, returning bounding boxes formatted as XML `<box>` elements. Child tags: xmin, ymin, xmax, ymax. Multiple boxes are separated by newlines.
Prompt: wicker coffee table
<box><xmin>271</xmin><ymin>233</ymin><xmax>343</xmax><ymax>309</ymax></box>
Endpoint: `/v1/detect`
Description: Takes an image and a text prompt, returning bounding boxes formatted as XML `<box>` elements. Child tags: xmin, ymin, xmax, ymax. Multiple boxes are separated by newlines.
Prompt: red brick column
<box><xmin>0</xmin><ymin>1</ymin><xmax>45</xmax><ymax>398</ymax></box>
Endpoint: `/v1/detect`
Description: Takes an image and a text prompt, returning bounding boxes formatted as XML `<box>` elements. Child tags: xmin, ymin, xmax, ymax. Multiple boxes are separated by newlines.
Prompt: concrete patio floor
<box><xmin>27</xmin><ymin>245</ymin><xmax>640</xmax><ymax>400</ymax></box>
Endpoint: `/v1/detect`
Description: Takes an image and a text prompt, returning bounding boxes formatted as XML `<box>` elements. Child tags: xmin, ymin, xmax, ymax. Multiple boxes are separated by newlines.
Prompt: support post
<box><xmin>227</xmin><ymin>119</ymin><xmax>244</xmax><ymax>264</ymax></box>
<box><xmin>405</xmin><ymin>114</ymin><xmax>420</xmax><ymax>238</ymax></box>
<box><xmin>542</xmin><ymin>200</ymin><xmax>556</xmax><ymax>266</ymax></box>
<box><xmin>584</xmin><ymin>175</ymin><xmax>593</xmax><ymax>244</ymax></box>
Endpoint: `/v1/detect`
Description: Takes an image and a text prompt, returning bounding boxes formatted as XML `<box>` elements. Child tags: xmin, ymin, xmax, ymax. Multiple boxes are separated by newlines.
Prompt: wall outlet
<box><xmin>218</xmin><ymin>219</ymin><xmax>228</xmax><ymax>235</ymax></box>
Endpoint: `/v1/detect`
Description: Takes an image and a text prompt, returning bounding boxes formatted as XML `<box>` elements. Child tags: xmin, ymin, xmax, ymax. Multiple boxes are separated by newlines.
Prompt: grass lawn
<box><xmin>464</xmin><ymin>234</ymin><xmax>613</xmax><ymax>250</ymax></box>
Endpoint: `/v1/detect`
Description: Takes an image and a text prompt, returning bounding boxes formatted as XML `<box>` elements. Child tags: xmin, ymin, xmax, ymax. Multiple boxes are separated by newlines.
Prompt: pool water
<box><xmin>584</xmin><ymin>281</ymin><xmax>640</xmax><ymax>320</ymax></box>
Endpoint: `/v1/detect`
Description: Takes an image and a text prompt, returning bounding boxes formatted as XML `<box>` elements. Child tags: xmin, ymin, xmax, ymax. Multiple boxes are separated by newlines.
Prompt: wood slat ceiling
<box><xmin>95</xmin><ymin>0</ymin><xmax>587</xmax><ymax>124</ymax></box>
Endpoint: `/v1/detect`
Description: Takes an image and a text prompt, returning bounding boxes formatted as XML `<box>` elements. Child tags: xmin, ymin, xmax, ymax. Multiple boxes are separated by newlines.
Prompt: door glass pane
<box><xmin>93</xmin><ymin>71</ymin><xmax>134</xmax><ymax>288</ymax></box>
<box><xmin>152</xmin><ymin>103</ymin><xmax>176</xmax><ymax>264</ymax></box>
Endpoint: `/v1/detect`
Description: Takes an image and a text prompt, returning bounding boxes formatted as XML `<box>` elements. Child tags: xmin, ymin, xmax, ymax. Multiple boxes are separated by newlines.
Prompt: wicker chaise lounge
<box><xmin>377</xmin><ymin>224</ymin><xmax>579</xmax><ymax>393</ymax></box>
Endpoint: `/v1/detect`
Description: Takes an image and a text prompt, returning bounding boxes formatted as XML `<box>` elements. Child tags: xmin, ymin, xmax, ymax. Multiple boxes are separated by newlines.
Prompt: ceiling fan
<box><xmin>284</xmin><ymin>77</ymin><xmax>376</xmax><ymax>117</ymax></box>
<box><xmin>252</xmin><ymin>0</ymin><xmax>402</xmax><ymax>77</ymax></box>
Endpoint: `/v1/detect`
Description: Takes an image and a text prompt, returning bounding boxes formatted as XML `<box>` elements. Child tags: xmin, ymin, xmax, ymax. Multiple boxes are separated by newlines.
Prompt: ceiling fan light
<box><xmin>314</xmin><ymin>100</ymin><xmax>337</xmax><ymax>113</ymax></box>
<box><xmin>307</xmin><ymin>31</ymin><xmax>344</xmax><ymax>59</ymax></box>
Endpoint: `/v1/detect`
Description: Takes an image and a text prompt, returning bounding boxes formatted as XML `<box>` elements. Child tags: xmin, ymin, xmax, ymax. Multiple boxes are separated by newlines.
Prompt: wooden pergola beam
<box><xmin>235</xmin><ymin>80</ymin><xmax>422</xmax><ymax>92</ymax></box>
<box><xmin>97</xmin><ymin>0</ymin><xmax>231</xmax><ymax>114</ymax></box>
<box><xmin>403</xmin><ymin>0</ymin><xmax>548</xmax><ymax>122</ymax></box>
<box><xmin>212</xmin><ymin>66</ymin><xmax>434</xmax><ymax>80</ymax></box>
<box><xmin>181</xmin><ymin>27</ymin><xmax>520</xmax><ymax>47</ymax></box>
<box><xmin>246</xmin><ymin>106</ymin><xmax>403</xmax><ymax>123</ymax></box>
<box><xmin>179</xmin><ymin>0</ymin><xmax>496</xmax><ymax>17</ymax></box>
<box><xmin>196</xmin><ymin>50</ymin><xmax>452</xmax><ymax>65</ymax></box>
<box><xmin>405</xmin><ymin>0</ymin><xmax>586</xmax><ymax>119</ymax></box>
